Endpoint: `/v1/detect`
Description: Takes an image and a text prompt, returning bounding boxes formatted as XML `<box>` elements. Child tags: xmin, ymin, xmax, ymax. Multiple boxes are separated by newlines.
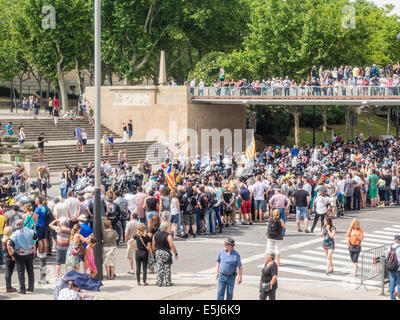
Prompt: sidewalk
<box><xmin>2</xmin><ymin>273</ymin><xmax>388</xmax><ymax>300</ymax></box>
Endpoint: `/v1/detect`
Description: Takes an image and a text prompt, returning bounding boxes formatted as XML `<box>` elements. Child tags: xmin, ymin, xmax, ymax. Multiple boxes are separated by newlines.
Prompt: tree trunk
<box><xmin>75</xmin><ymin>58</ymin><xmax>83</xmax><ymax>96</ymax></box>
<box><xmin>108</xmin><ymin>65</ymin><xmax>113</xmax><ymax>86</ymax></box>
<box><xmin>47</xmin><ymin>79</ymin><xmax>51</xmax><ymax>99</ymax></box>
<box><xmin>188</xmin><ymin>46</ymin><xmax>193</xmax><ymax>70</ymax></box>
<box><xmin>368</xmin><ymin>107</ymin><xmax>372</xmax><ymax>138</ymax></box>
<box><xmin>345</xmin><ymin>106</ymin><xmax>351</xmax><ymax>141</ymax></box>
<box><xmin>294</xmin><ymin>111</ymin><xmax>300</xmax><ymax>147</ymax></box>
<box><xmin>101</xmin><ymin>62</ymin><xmax>106</xmax><ymax>86</ymax></box>
<box><xmin>322</xmin><ymin>106</ymin><xmax>327</xmax><ymax>142</ymax></box>
<box><xmin>57</xmin><ymin>66</ymin><xmax>69</xmax><ymax>112</ymax></box>
<box><xmin>19</xmin><ymin>77</ymin><xmax>23</xmax><ymax>104</ymax></box>
<box><xmin>387</xmin><ymin>106</ymin><xmax>391</xmax><ymax>135</ymax></box>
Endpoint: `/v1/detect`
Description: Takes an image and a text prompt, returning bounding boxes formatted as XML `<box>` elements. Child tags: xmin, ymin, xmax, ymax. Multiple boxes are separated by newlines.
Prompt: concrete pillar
<box><xmin>387</xmin><ymin>106</ymin><xmax>391</xmax><ymax>135</ymax></box>
<box><xmin>159</xmin><ymin>50</ymin><xmax>167</xmax><ymax>86</ymax></box>
<box><xmin>322</xmin><ymin>105</ymin><xmax>327</xmax><ymax>142</ymax></box>
<box><xmin>368</xmin><ymin>106</ymin><xmax>372</xmax><ymax>138</ymax></box>
<box><xmin>345</xmin><ymin>106</ymin><xmax>351</xmax><ymax>141</ymax></box>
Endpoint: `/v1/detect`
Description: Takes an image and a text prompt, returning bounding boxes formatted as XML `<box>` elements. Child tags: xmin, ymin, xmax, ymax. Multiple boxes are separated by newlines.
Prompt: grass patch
<box><xmin>285</xmin><ymin>114</ymin><xmax>395</xmax><ymax>146</ymax></box>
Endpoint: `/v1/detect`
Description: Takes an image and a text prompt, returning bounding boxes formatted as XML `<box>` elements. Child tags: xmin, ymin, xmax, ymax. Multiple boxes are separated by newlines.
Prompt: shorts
<box><xmin>224</xmin><ymin>206</ymin><xmax>233</xmax><ymax>217</ymax></box>
<box><xmin>108</xmin><ymin>144</ymin><xmax>114</xmax><ymax>150</ymax></box>
<box><xmin>36</xmin><ymin>225</ymin><xmax>48</xmax><ymax>240</ymax></box>
<box><xmin>34</xmin><ymin>108</ymin><xmax>39</xmax><ymax>115</ymax></box>
<box><xmin>56</xmin><ymin>249</ymin><xmax>68</xmax><ymax>265</ymax></box>
<box><xmin>76</xmin><ymin>138</ymin><xmax>82</xmax><ymax>144</ymax></box>
<box><xmin>82</xmin><ymin>139</ymin><xmax>87</xmax><ymax>146</ymax></box>
<box><xmin>241</xmin><ymin>200</ymin><xmax>251</xmax><ymax>214</ymax></box>
<box><xmin>128</xmin><ymin>130</ymin><xmax>132</xmax><ymax>137</ymax></box>
<box><xmin>183</xmin><ymin>213</ymin><xmax>196</xmax><ymax>226</ymax></box>
<box><xmin>170</xmin><ymin>214</ymin><xmax>179</xmax><ymax>224</ymax></box>
<box><xmin>330</xmin><ymin>196</ymin><xmax>337</xmax><ymax>207</ymax></box>
<box><xmin>266</xmin><ymin>239</ymin><xmax>282</xmax><ymax>255</ymax></box>
<box><xmin>38</xmin><ymin>147</ymin><xmax>44</xmax><ymax>155</ymax></box>
<box><xmin>146</xmin><ymin>211</ymin><xmax>158</xmax><ymax>221</ymax></box>
<box><xmin>254</xmin><ymin>200</ymin><xmax>265</xmax><ymax>211</ymax></box>
<box><xmin>296</xmin><ymin>206</ymin><xmax>309</xmax><ymax>220</ymax></box>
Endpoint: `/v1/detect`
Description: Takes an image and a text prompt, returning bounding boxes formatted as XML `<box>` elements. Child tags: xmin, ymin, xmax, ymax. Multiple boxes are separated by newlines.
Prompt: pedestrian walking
<box><xmin>322</xmin><ymin>216</ymin><xmax>336</xmax><ymax>275</ymax></box>
<box><xmin>53</xmin><ymin>106</ymin><xmax>59</xmax><ymax>127</ymax></box>
<box><xmin>125</xmin><ymin>213</ymin><xmax>140</xmax><ymax>275</ymax></box>
<box><xmin>128</xmin><ymin>120</ymin><xmax>133</xmax><ymax>141</ymax></box>
<box><xmin>102</xmin><ymin>220</ymin><xmax>118</xmax><ymax>280</ymax></box>
<box><xmin>215</xmin><ymin>237</ymin><xmax>243</xmax><ymax>300</ymax></box>
<box><xmin>152</xmin><ymin>222</ymin><xmax>178</xmax><ymax>287</ymax></box>
<box><xmin>292</xmin><ymin>183</ymin><xmax>311</xmax><ymax>233</ymax></box>
<box><xmin>311</xmin><ymin>192</ymin><xmax>329</xmax><ymax>233</ymax></box>
<box><xmin>81</xmin><ymin>129</ymin><xmax>87</xmax><ymax>153</ymax></box>
<box><xmin>132</xmin><ymin>223</ymin><xmax>153</xmax><ymax>286</ymax></box>
<box><xmin>346</xmin><ymin>218</ymin><xmax>364</xmax><ymax>277</ymax></box>
<box><xmin>122</xmin><ymin>122</ymin><xmax>128</xmax><ymax>143</ymax></box>
<box><xmin>385</xmin><ymin>235</ymin><xmax>400</xmax><ymax>300</ymax></box>
<box><xmin>266</xmin><ymin>209</ymin><xmax>285</xmax><ymax>266</ymax></box>
<box><xmin>2</xmin><ymin>226</ymin><xmax>17</xmax><ymax>292</ymax></box>
<box><xmin>37</xmin><ymin>132</ymin><xmax>46</xmax><ymax>162</ymax></box>
<box><xmin>9</xmin><ymin>219</ymin><xmax>36</xmax><ymax>294</ymax></box>
<box><xmin>259</xmin><ymin>252</ymin><xmax>278</xmax><ymax>300</ymax></box>
<box><xmin>48</xmin><ymin>217</ymin><xmax>71</xmax><ymax>279</ymax></box>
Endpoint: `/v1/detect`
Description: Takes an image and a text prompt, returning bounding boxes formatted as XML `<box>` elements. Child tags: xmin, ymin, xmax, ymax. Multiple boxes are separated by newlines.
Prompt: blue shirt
<box><xmin>291</xmin><ymin>148</ymin><xmax>298</xmax><ymax>157</ymax></box>
<box><xmin>79</xmin><ymin>223</ymin><xmax>93</xmax><ymax>248</ymax></box>
<box><xmin>75</xmin><ymin>128</ymin><xmax>81</xmax><ymax>138</ymax></box>
<box><xmin>239</xmin><ymin>188</ymin><xmax>250</xmax><ymax>201</ymax></box>
<box><xmin>5</xmin><ymin>124</ymin><xmax>12</xmax><ymax>135</ymax></box>
<box><xmin>217</xmin><ymin>249</ymin><xmax>242</xmax><ymax>275</ymax></box>
<box><xmin>34</xmin><ymin>205</ymin><xmax>47</xmax><ymax>227</ymax></box>
<box><xmin>10</xmin><ymin>227</ymin><xmax>35</xmax><ymax>255</ymax></box>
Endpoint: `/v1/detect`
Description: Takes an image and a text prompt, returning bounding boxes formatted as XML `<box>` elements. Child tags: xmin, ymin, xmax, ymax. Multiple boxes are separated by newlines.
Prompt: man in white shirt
<box><xmin>65</xmin><ymin>191</ymin><xmax>81</xmax><ymax>228</ymax></box>
<box><xmin>190</xmin><ymin>79</ymin><xmax>196</xmax><ymax>95</ymax></box>
<box><xmin>251</xmin><ymin>176</ymin><xmax>268</xmax><ymax>222</ymax></box>
<box><xmin>54</xmin><ymin>196</ymin><xmax>69</xmax><ymax>221</ymax></box>
<box><xmin>199</xmin><ymin>79</ymin><xmax>205</xmax><ymax>96</ymax></box>
<box><xmin>124</xmin><ymin>192</ymin><xmax>137</xmax><ymax>215</ymax></box>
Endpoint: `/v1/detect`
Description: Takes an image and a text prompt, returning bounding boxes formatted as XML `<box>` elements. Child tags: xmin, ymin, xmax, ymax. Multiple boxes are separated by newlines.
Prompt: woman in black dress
<box><xmin>259</xmin><ymin>252</ymin><xmax>278</xmax><ymax>300</ymax></box>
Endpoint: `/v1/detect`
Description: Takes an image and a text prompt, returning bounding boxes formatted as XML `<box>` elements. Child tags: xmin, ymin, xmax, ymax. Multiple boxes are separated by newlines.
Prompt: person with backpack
<box><xmin>386</xmin><ymin>235</ymin><xmax>400</xmax><ymax>300</ymax></box>
<box><xmin>198</xmin><ymin>187</ymin><xmax>216</xmax><ymax>236</ymax></box>
<box><xmin>105</xmin><ymin>191</ymin><xmax>122</xmax><ymax>246</ymax></box>
<box><xmin>346</xmin><ymin>218</ymin><xmax>364</xmax><ymax>277</ymax></box>
<box><xmin>34</xmin><ymin>196</ymin><xmax>48</xmax><ymax>258</ymax></box>
<box><xmin>182</xmin><ymin>186</ymin><xmax>197</xmax><ymax>239</ymax></box>
<box><xmin>266</xmin><ymin>209</ymin><xmax>285</xmax><ymax>266</ymax></box>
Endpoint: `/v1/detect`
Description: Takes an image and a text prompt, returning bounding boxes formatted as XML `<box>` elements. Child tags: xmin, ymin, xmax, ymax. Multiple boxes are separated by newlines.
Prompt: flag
<box><xmin>165</xmin><ymin>164</ymin><xmax>175</xmax><ymax>189</ymax></box>
<box><xmin>176</xmin><ymin>171</ymin><xmax>182</xmax><ymax>184</ymax></box>
<box><xmin>246</xmin><ymin>136</ymin><xmax>256</xmax><ymax>160</ymax></box>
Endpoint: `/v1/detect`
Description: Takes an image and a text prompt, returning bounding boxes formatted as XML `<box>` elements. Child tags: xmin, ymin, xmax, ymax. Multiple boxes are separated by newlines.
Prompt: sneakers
<box><xmin>305</xmin><ymin>229</ymin><xmax>311</xmax><ymax>233</ymax></box>
<box><xmin>297</xmin><ymin>229</ymin><xmax>302</xmax><ymax>232</ymax></box>
<box><xmin>192</xmin><ymin>233</ymin><xmax>196</xmax><ymax>238</ymax></box>
<box><xmin>183</xmin><ymin>234</ymin><xmax>188</xmax><ymax>239</ymax></box>
<box><xmin>6</xmin><ymin>287</ymin><xmax>17</xmax><ymax>293</ymax></box>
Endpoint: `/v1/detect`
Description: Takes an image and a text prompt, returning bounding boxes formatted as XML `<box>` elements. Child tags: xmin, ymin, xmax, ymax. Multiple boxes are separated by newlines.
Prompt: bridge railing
<box><xmin>190</xmin><ymin>86</ymin><xmax>400</xmax><ymax>98</ymax></box>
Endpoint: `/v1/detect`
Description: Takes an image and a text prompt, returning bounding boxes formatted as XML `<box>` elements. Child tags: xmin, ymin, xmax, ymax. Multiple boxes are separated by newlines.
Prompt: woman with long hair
<box><xmin>322</xmin><ymin>216</ymin><xmax>336</xmax><ymax>275</ymax></box>
<box><xmin>130</xmin><ymin>223</ymin><xmax>153</xmax><ymax>286</ymax></box>
<box><xmin>147</xmin><ymin>215</ymin><xmax>160</xmax><ymax>273</ymax></box>
<box><xmin>102</xmin><ymin>220</ymin><xmax>118</xmax><ymax>280</ymax></box>
<box><xmin>65</xmin><ymin>224</ymin><xmax>90</xmax><ymax>272</ymax></box>
<box><xmin>266</xmin><ymin>209</ymin><xmax>285</xmax><ymax>266</ymax></box>
<box><xmin>2</xmin><ymin>226</ymin><xmax>16</xmax><ymax>292</ymax></box>
<box><xmin>346</xmin><ymin>218</ymin><xmax>364</xmax><ymax>277</ymax></box>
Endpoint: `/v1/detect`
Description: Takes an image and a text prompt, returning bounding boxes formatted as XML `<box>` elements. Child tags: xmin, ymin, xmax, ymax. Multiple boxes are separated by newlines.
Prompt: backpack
<box><xmin>108</xmin><ymin>202</ymin><xmax>119</xmax><ymax>221</ymax></box>
<box><xmin>385</xmin><ymin>246</ymin><xmax>399</xmax><ymax>272</ymax></box>
<box><xmin>184</xmin><ymin>195</ymin><xmax>195</xmax><ymax>215</ymax></box>
<box><xmin>46</xmin><ymin>208</ymin><xmax>55</xmax><ymax>226</ymax></box>
<box><xmin>267</xmin><ymin>219</ymin><xmax>282</xmax><ymax>240</ymax></box>
<box><xmin>210</xmin><ymin>193</ymin><xmax>221</xmax><ymax>208</ymax></box>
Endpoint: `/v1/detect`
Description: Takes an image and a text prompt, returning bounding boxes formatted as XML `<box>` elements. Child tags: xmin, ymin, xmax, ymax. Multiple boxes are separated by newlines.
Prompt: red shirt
<box><xmin>54</xmin><ymin>98</ymin><xmax>59</xmax><ymax>107</ymax></box>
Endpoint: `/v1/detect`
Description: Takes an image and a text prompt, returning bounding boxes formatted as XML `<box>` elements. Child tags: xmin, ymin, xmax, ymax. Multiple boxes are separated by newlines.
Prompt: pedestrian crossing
<box><xmin>258</xmin><ymin>225</ymin><xmax>400</xmax><ymax>287</ymax></box>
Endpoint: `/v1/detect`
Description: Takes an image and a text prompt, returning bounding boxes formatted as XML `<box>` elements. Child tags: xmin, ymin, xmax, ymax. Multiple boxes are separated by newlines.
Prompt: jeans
<box><xmin>204</xmin><ymin>208</ymin><xmax>216</xmax><ymax>234</ymax></box>
<box><xmin>344</xmin><ymin>196</ymin><xmax>352</xmax><ymax>211</ymax></box>
<box><xmin>217</xmin><ymin>273</ymin><xmax>236</xmax><ymax>300</ymax></box>
<box><xmin>0</xmin><ymin>235</ymin><xmax>3</xmax><ymax>265</ymax></box>
<box><xmin>389</xmin><ymin>271</ymin><xmax>400</xmax><ymax>300</ymax></box>
<box><xmin>4</xmin><ymin>257</ymin><xmax>15</xmax><ymax>289</ymax></box>
<box><xmin>353</xmin><ymin>187</ymin><xmax>361</xmax><ymax>210</ymax></box>
<box><xmin>60</xmin><ymin>187</ymin><xmax>67</xmax><ymax>199</ymax></box>
<box><xmin>214</xmin><ymin>206</ymin><xmax>222</xmax><ymax>230</ymax></box>
<box><xmin>120</xmin><ymin>219</ymin><xmax>127</xmax><ymax>242</ymax></box>
<box><xmin>396</xmin><ymin>188</ymin><xmax>400</xmax><ymax>205</ymax></box>
<box><xmin>277</xmin><ymin>208</ymin><xmax>286</xmax><ymax>235</ymax></box>
<box><xmin>385</xmin><ymin>189</ymin><xmax>391</xmax><ymax>203</ymax></box>
<box><xmin>15</xmin><ymin>254</ymin><xmax>34</xmax><ymax>292</ymax></box>
<box><xmin>311</xmin><ymin>213</ymin><xmax>326</xmax><ymax>232</ymax></box>
<box><xmin>135</xmin><ymin>250</ymin><xmax>149</xmax><ymax>283</ymax></box>
<box><xmin>195</xmin><ymin>207</ymin><xmax>201</xmax><ymax>234</ymax></box>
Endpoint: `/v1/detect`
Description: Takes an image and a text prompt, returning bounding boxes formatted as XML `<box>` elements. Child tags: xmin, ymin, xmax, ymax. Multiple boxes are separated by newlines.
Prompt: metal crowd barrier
<box><xmin>356</xmin><ymin>244</ymin><xmax>391</xmax><ymax>294</ymax></box>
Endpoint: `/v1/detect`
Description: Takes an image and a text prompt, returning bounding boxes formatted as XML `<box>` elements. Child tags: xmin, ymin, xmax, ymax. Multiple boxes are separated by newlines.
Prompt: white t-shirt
<box><xmin>65</xmin><ymin>197</ymin><xmax>81</xmax><ymax>219</ymax></box>
<box><xmin>315</xmin><ymin>196</ymin><xmax>330</xmax><ymax>214</ymax></box>
<box><xmin>54</xmin><ymin>202</ymin><xmax>69</xmax><ymax>221</ymax></box>
<box><xmin>337</xmin><ymin>180</ymin><xmax>345</xmax><ymax>194</ymax></box>
<box><xmin>252</xmin><ymin>181</ymin><xmax>268</xmax><ymax>201</ymax></box>
<box><xmin>170</xmin><ymin>197</ymin><xmax>179</xmax><ymax>216</ymax></box>
<box><xmin>304</xmin><ymin>183</ymin><xmax>312</xmax><ymax>197</ymax></box>
<box><xmin>125</xmin><ymin>193</ymin><xmax>136</xmax><ymax>214</ymax></box>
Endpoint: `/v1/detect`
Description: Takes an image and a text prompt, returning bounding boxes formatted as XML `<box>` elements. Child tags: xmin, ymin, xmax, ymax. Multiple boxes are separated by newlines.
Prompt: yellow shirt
<box><xmin>0</xmin><ymin>215</ymin><xmax>5</xmax><ymax>235</ymax></box>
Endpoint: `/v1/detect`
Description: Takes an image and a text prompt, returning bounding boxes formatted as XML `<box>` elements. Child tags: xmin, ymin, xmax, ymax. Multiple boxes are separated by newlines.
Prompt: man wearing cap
<box><xmin>215</xmin><ymin>237</ymin><xmax>243</xmax><ymax>300</ymax></box>
<box><xmin>386</xmin><ymin>235</ymin><xmax>400</xmax><ymax>300</ymax></box>
<box><xmin>8</xmin><ymin>219</ymin><xmax>37</xmax><ymax>294</ymax></box>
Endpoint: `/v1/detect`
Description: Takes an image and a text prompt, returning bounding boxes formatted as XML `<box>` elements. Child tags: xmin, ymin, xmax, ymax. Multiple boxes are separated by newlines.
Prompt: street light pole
<box><xmin>312</xmin><ymin>105</ymin><xmax>316</xmax><ymax>146</ymax></box>
<box><xmin>93</xmin><ymin>0</ymin><xmax>103</xmax><ymax>280</ymax></box>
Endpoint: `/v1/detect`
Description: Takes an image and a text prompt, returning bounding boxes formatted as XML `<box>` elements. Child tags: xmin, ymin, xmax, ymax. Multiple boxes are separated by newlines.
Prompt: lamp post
<box><xmin>312</xmin><ymin>105</ymin><xmax>316</xmax><ymax>146</ymax></box>
<box><xmin>93</xmin><ymin>0</ymin><xmax>103</xmax><ymax>280</ymax></box>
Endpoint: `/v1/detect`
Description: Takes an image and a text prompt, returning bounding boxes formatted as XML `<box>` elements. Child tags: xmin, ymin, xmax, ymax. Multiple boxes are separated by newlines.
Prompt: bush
<box><xmin>300</xmin><ymin>106</ymin><xmax>345</xmax><ymax>128</ymax></box>
<box><xmin>1</xmin><ymin>135</ymin><xmax>18</xmax><ymax>143</ymax></box>
<box><xmin>20</xmin><ymin>143</ymin><xmax>37</xmax><ymax>150</ymax></box>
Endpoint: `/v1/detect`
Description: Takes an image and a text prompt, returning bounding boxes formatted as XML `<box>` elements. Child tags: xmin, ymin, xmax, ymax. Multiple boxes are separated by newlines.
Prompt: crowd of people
<box><xmin>1</xmin><ymin>127</ymin><xmax>400</xmax><ymax>299</ymax></box>
<box><xmin>189</xmin><ymin>63</ymin><xmax>400</xmax><ymax>96</ymax></box>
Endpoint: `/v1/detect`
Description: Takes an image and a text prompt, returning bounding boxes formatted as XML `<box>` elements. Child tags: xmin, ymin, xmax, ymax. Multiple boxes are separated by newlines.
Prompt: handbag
<box><xmin>260</xmin><ymin>281</ymin><xmax>271</xmax><ymax>293</ymax></box>
<box><xmin>71</xmin><ymin>240</ymin><xmax>85</xmax><ymax>256</ymax></box>
<box><xmin>349</xmin><ymin>244</ymin><xmax>361</xmax><ymax>253</ymax></box>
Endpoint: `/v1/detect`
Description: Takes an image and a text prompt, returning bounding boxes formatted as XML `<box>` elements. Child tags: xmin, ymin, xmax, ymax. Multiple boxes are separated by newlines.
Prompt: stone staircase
<box><xmin>41</xmin><ymin>141</ymin><xmax>163</xmax><ymax>173</ymax></box>
<box><xmin>6</xmin><ymin>118</ymin><xmax>119</xmax><ymax>142</ymax></box>
<box><xmin>3</xmin><ymin>117</ymin><xmax>163</xmax><ymax>173</ymax></box>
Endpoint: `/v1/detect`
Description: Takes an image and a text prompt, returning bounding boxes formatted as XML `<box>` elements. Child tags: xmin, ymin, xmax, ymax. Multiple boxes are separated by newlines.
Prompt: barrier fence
<box><xmin>356</xmin><ymin>243</ymin><xmax>391</xmax><ymax>295</ymax></box>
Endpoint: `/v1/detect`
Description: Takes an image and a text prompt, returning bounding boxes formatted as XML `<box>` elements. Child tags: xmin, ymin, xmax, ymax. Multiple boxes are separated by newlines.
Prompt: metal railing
<box><xmin>190</xmin><ymin>86</ymin><xmax>400</xmax><ymax>98</ymax></box>
<box><xmin>356</xmin><ymin>243</ymin><xmax>391</xmax><ymax>293</ymax></box>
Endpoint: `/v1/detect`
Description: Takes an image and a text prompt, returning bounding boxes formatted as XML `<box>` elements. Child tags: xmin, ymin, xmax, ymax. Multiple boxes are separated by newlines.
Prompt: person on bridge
<box><xmin>215</xmin><ymin>237</ymin><xmax>242</xmax><ymax>300</ymax></box>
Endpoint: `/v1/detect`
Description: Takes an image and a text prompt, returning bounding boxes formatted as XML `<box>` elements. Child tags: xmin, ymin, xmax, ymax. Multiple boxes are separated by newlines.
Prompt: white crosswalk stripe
<box><xmin>272</xmin><ymin>224</ymin><xmax>396</xmax><ymax>287</ymax></box>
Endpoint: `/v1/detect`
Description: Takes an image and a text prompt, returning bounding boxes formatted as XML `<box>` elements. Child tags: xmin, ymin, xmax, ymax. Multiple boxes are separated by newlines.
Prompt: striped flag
<box><xmin>246</xmin><ymin>136</ymin><xmax>256</xmax><ymax>160</ymax></box>
<box><xmin>176</xmin><ymin>171</ymin><xmax>182</xmax><ymax>184</ymax></box>
<box><xmin>165</xmin><ymin>164</ymin><xmax>175</xmax><ymax>189</ymax></box>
